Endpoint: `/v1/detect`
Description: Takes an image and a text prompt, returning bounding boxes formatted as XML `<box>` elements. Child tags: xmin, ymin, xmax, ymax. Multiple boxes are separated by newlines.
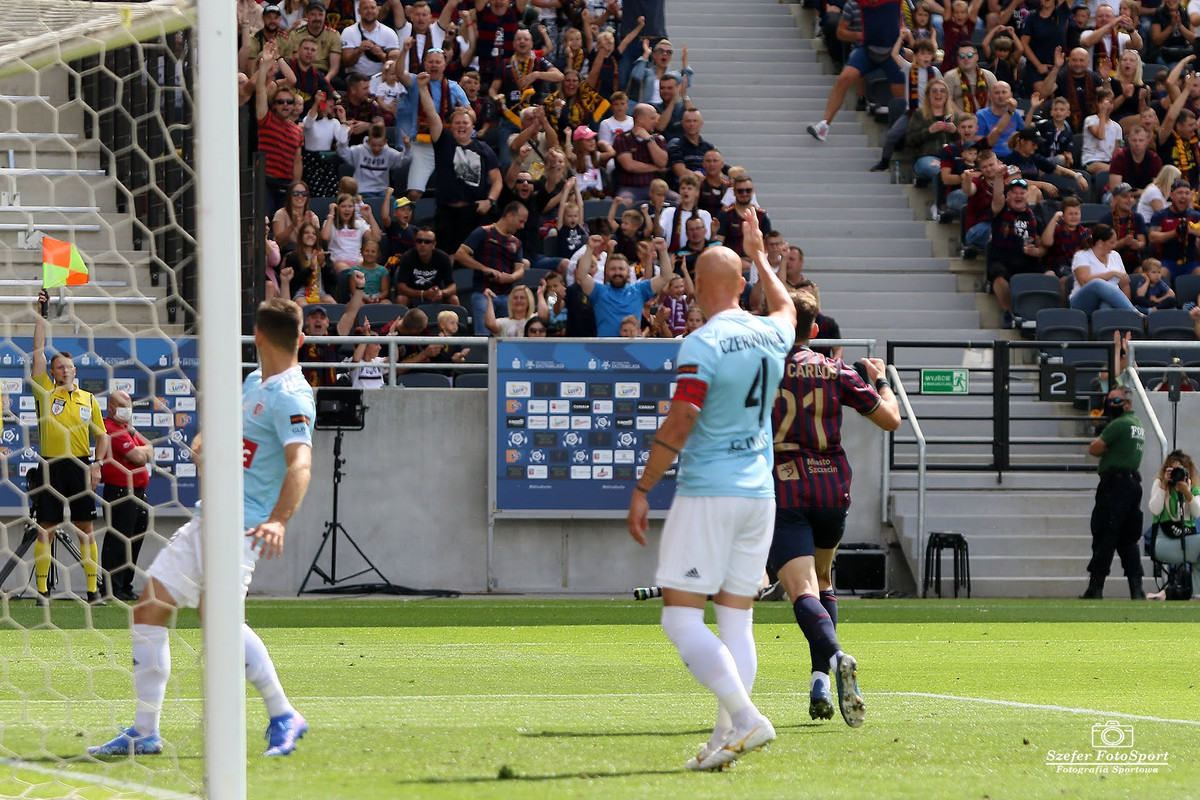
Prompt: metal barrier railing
<box><xmin>886</xmin><ymin>339</ymin><xmax>1121</xmax><ymax>474</ymax></box>
<box><xmin>1126</xmin><ymin>339</ymin><xmax>1200</xmax><ymax>466</ymax></box>
<box><xmin>882</xmin><ymin>364</ymin><xmax>926</xmax><ymax>589</ymax></box>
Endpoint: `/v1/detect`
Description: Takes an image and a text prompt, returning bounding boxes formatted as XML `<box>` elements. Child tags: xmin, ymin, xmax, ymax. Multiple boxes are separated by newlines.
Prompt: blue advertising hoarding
<box><xmin>493</xmin><ymin>339</ymin><xmax>682</xmax><ymax>514</ymax></box>
<box><xmin>0</xmin><ymin>336</ymin><xmax>199</xmax><ymax>513</ymax></box>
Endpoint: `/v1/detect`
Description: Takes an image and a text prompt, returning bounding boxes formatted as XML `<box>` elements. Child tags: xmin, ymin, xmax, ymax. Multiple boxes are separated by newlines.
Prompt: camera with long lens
<box><xmin>1170</xmin><ymin>466</ymin><xmax>1188</xmax><ymax>485</ymax></box>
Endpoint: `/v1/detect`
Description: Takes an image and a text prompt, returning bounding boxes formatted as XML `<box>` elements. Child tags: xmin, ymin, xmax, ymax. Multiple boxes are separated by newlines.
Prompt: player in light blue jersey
<box><xmin>90</xmin><ymin>299</ymin><xmax>316</xmax><ymax>758</ymax></box>
<box><xmin>628</xmin><ymin>208</ymin><xmax>796</xmax><ymax>772</ymax></box>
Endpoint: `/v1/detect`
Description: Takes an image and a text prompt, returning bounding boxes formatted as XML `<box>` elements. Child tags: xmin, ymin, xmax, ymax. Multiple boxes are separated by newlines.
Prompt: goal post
<box><xmin>193</xmin><ymin>0</ymin><xmax>248</xmax><ymax>797</ymax></box>
<box><xmin>0</xmin><ymin>0</ymin><xmax>249</xmax><ymax>797</ymax></box>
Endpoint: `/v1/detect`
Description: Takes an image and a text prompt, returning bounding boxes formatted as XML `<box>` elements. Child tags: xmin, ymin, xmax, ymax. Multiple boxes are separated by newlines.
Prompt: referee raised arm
<box><xmin>30</xmin><ymin>289</ymin><xmax>110</xmax><ymax>607</ymax></box>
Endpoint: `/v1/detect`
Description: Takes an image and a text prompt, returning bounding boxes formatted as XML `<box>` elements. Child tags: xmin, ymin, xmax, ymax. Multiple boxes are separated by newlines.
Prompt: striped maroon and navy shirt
<box><xmin>772</xmin><ymin>346</ymin><xmax>881</xmax><ymax>509</ymax></box>
<box><xmin>613</xmin><ymin>129</ymin><xmax>667</xmax><ymax>189</ymax></box>
<box><xmin>257</xmin><ymin>111</ymin><xmax>304</xmax><ymax>181</ymax></box>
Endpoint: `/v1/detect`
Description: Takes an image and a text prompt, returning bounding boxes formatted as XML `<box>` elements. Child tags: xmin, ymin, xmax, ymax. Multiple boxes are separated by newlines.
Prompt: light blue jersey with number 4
<box><xmin>673</xmin><ymin>310</ymin><xmax>794</xmax><ymax>498</ymax></box>
<box><xmin>241</xmin><ymin>366</ymin><xmax>315</xmax><ymax>528</ymax></box>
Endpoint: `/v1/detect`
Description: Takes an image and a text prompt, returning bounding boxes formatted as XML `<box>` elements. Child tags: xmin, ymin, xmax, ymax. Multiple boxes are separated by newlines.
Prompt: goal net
<box><xmin>0</xmin><ymin>1</ymin><xmax>244</xmax><ymax>797</ymax></box>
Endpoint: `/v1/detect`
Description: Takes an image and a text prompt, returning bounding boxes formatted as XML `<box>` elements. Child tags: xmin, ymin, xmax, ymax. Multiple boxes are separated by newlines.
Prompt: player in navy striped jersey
<box><xmin>769</xmin><ymin>290</ymin><xmax>900</xmax><ymax>726</ymax></box>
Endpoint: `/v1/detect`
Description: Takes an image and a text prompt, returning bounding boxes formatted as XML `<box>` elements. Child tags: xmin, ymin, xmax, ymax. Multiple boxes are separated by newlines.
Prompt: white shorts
<box><xmin>655</xmin><ymin>495</ymin><xmax>776</xmax><ymax>598</ymax></box>
<box><xmin>406</xmin><ymin>141</ymin><xmax>436</xmax><ymax>194</ymax></box>
<box><xmin>145</xmin><ymin>518</ymin><xmax>258</xmax><ymax>609</ymax></box>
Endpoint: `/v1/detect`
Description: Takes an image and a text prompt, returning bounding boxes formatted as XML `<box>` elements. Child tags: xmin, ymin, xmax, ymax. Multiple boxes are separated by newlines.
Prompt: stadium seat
<box><xmin>396</xmin><ymin>373</ymin><xmax>453</xmax><ymax>388</ymax></box>
<box><xmin>1063</xmin><ymin>346</ymin><xmax>1111</xmax><ymax>409</ymax></box>
<box><xmin>887</xmin><ymin>97</ymin><xmax>907</xmax><ymax>127</ymax></box>
<box><xmin>1090</xmin><ymin>308</ymin><xmax>1143</xmax><ymax>342</ymax></box>
<box><xmin>1070</xmin><ymin>134</ymin><xmax>1084</xmax><ymax>168</ymax></box>
<box><xmin>1035</xmin><ymin>308</ymin><xmax>1088</xmax><ymax>342</ymax></box>
<box><xmin>1079</xmin><ymin>203</ymin><xmax>1108</xmax><ymax>225</ymax></box>
<box><xmin>417</xmin><ymin>303</ymin><xmax>469</xmax><ymax>332</ymax></box>
<box><xmin>358</xmin><ymin>303</ymin><xmax>407</xmax><ymax>330</ymax></box>
<box><xmin>1174</xmin><ymin>274</ymin><xmax>1200</xmax><ymax>307</ymax></box>
<box><xmin>519</xmin><ymin>267</ymin><xmax>550</xmax><ymax>290</ymax></box>
<box><xmin>1148</xmin><ymin>309</ymin><xmax>1197</xmax><ymax>340</ymax></box>
<box><xmin>542</xmin><ymin>232</ymin><xmax>560</xmax><ymax>257</ymax></box>
<box><xmin>454</xmin><ymin>372</ymin><xmax>489</xmax><ymax>388</ymax></box>
<box><xmin>1143</xmin><ymin>63</ymin><xmax>1168</xmax><ymax>84</ymax></box>
<box><xmin>1011</xmin><ymin>274</ymin><xmax>1063</xmax><ymax>334</ymax></box>
<box><xmin>584</xmin><ymin>199</ymin><xmax>612</xmax><ymax>224</ymax></box>
<box><xmin>1090</xmin><ymin>171</ymin><xmax>1108</xmax><ymax>203</ymax></box>
<box><xmin>1132</xmin><ymin>345</ymin><xmax>1173</xmax><ymax>367</ymax></box>
<box><xmin>453</xmin><ymin>267</ymin><xmax>476</xmax><ymax>295</ymax></box>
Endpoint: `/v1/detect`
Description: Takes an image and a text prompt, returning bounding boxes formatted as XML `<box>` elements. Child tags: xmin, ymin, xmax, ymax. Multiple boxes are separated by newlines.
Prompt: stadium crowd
<box><xmin>238</xmin><ymin>0</ymin><xmax>839</xmax><ymax>387</ymax></box>
<box><xmin>811</xmin><ymin>0</ymin><xmax>1200</xmax><ymax>332</ymax></box>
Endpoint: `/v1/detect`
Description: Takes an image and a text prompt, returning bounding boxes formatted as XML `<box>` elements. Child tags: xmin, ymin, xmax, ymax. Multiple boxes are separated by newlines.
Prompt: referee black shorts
<box><xmin>31</xmin><ymin>457</ymin><xmax>97</xmax><ymax>525</ymax></box>
<box><xmin>767</xmin><ymin>506</ymin><xmax>848</xmax><ymax>573</ymax></box>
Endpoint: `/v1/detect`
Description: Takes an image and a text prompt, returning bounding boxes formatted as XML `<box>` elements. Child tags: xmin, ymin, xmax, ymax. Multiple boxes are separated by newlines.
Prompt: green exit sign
<box><xmin>921</xmin><ymin>368</ymin><xmax>969</xmax><ymax>394</ymax></box>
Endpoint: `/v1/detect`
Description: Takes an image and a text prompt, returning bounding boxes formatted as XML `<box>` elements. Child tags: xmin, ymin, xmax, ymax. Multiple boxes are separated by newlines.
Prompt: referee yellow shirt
<box><xmin>32</xmin><ymin>373</ymin><xmax>104</xmax><ymax>458</ymax></box>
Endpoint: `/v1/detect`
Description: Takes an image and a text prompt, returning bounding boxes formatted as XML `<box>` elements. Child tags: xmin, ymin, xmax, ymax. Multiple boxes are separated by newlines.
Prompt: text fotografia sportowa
<box><xmin>1044</xmin><ymin>723</ymin><xmax>1170</xmax><ymax>773</ymax></box>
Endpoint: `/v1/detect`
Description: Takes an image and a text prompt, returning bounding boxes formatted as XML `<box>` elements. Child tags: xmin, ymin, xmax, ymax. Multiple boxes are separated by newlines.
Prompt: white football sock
<box><xmin>243</xmin><ymin>624</ymin><xmax>293</xmax><ymax>719</ymax></box>
<box><xmin>715</xmin><ymin>604</ymin><xmax>757</xmax><ymax>693</ymax></box>
<box><xmin>661</xmin><ymin>606</ymin><xmax>754</xmax><ymax>721</ymax></box>
<box><xmin>132</xmin><ymin>623</ymin><xmax>169</xmax><ymax>734</ymax></box>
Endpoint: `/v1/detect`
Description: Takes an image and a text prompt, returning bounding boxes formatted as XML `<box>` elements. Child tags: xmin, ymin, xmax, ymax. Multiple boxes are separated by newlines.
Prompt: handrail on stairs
<box><xmin>883</xmin><ymin>364</ymin><xmax>927</xmax><ymax>592</ymax></box>
<box><xmin>1125</xmin><ymin>340</ymin><xmax>1199</xmax><ymax>466</ymax></box>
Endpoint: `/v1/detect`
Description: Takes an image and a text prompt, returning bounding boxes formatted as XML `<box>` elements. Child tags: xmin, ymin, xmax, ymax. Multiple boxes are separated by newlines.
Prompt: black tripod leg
<box><xmin>0</xmin><ymin>526</ymin><xmax>39</xmax><ymax>590</ymax></box>
<box><xmin>298</xmin><ymin>523</ymin><xmax>337</xmax><ymax>595</ymax></box>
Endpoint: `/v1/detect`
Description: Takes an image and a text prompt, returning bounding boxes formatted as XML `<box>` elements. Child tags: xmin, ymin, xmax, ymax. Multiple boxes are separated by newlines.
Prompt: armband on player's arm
<box><xmin>875</xmin><ymin>377</ymin><xmax>891</xmax><ymax>392</ymax></box>
<box><xmin>672</xmin><ymin>377</ymin><xmax>708</xmax><ymax>408</ymax></box>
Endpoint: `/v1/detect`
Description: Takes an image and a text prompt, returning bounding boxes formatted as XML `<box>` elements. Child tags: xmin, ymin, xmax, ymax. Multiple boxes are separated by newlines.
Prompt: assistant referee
<box><xmin>31</xmin><ymin>290</ymin><xmax>110</xmax><ymax>607</ymax></box>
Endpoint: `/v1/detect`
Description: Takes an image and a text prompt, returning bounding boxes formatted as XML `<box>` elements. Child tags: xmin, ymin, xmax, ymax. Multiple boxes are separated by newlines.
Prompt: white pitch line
<box><xmin>877</xmin><ymin>692</ymin><xmax>1200</xmax><ymax>727</ymax></box>
<box><xmin>0</xmin><ymin>758</ymin><xmax>200</xmax><ymax>799</ymax></box>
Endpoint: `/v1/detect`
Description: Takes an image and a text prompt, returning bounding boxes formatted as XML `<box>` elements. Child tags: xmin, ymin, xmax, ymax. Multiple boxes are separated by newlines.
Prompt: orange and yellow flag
<box><xmin>42</xmin><ymin>237</ymin><xmax>88</xmax><ymax>288</ymax></box>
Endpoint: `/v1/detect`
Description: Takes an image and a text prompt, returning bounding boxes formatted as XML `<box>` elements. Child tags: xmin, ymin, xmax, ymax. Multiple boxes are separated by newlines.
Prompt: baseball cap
<box><xmin>394</xmin><ymin>197</ymin><xmax>413</xmax><ymax>209</ymax></box>
<box><xmin>262</xmin><ymin>4</ymin><xmax>283</xmax><ymax>15</ymax></box>
<box><xmin>1004</xmin><ymin>178</ymin><xmax>1029</xmax><ymax>193</ymax></box>
<box><xmin>1014</xmin><ymin>127</ymin><xmax>1041</xmax><ymax>144</ymax></box>
<box><xmin>572</xmin><ymin>127</ymin><xmax>598</xmax><ymax>141</ymax></box>
<box><xmin>303</xmin><ymin>305</ymin><xmax>329</xmax><ymax>318</ymax></box>
<box><xmin>306</xmin><ymin>0</ymin><xmax>326</xmax><ymax>11</ymax></box>
<box><xmin>1172</xmin><ymin>179</ymin><xmax>1192</xmax><ymax>191</ymax></box>
<box><xmin>1111</xmin><ymin>182</ymin><xmax>1133</xmax><ymax>196</ymax></box>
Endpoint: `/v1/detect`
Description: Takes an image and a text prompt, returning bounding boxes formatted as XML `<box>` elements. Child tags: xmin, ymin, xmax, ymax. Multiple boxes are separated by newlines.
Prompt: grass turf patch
<box><xmin>0</xmin><ymin>598</ymin><xmax>1197</xmax><ymax>799</ymax></box>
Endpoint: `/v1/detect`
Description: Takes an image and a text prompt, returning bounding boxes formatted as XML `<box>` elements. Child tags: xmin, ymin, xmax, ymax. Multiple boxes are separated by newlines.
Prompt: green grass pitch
<box><xmin>0</xmin><ymin>598</ymin><xmax>1197</xmax><ymax>799</ymax></box>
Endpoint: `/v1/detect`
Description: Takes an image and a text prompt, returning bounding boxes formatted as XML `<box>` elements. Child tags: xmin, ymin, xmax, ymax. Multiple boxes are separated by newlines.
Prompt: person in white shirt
<box><xmin>598</xmin><ymin>91</ymin><xmax>634</xmax><ymax>146</ymax></box>
<box><xmin>1081</xmin><ymin>88</ymin><xmax>1123</xmax><ymax>174</ymax></box>
<box><xmin>1068</xmin><ymin>222</ymin><xmax>1143</xmax><ymax>314</ymax></box>
<box><xmin>341</xmin><ymin>0</ymin><xmax>401</xmax><ymax>78</ymax></box>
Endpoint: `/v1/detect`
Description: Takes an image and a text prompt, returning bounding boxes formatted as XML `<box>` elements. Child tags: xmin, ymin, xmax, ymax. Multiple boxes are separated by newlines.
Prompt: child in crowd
<box><xmin>659</xmin><ymin>274</ymin><xmax>690</xmax><ymax>336</ymax></box>
<box><xmin>458</xmin><ymin>70</ymin><xmax>492</xmax><ymax>139</ymax></box>
<box><xmin>369</xmin><ymin>59</ymin><xmax>405</xmax><ymax>127</ymax></box>
<box><xmin>907</xmin><ymin>4</ymin><xmax>939</xmax><ymax>50</ymax></box>
<box><xmin>1033</xmin><ymin>96</ymin><xmax>1076</xmax><ymax>168</ymax></box>
<box><xmin>609</xmin><ymin>199</ymin><xmax>649</xmax><ymax>263</ymax></box>
<box><xmin>1042</xmin><ymin>197</ymin><xmax>1092</xmax><ymax>294</ymax></box>
<box><xmin>557</xmin><ymin>197</ymin><xmax>589</xmax><ymax>264</ymax></box>
<box><xmin>619</xmin><ymin>314</ymin><xmax>642</xmax><ymax>339</ymax></box>
<box><xmin>682</xmin><ymin>306</ymin><xmax>706</xmax><ymax>336</ymax></box>
<box><xmin>598</xmin><ymin>91</ymin><xmax>633</xmax><ymax>147</ymax></box>
<box><xmin>351</xmin><ymin>240</ymin><xmax>390</xmax><ymax>303</ymax></box>
<box><xmin>939</xmin><ymin>0</ymin><xmax>984</xmax><ymax>73</ymax></box>
<box><xmin>1131</xmin><ymin>258</ymin><xmax>1177</xmax><ymax>309</ymax></box>
<box><xmin>871</xmin><ymin>35</ymin><xmax>941</xmax><ymax>173</ymax></box>
<box><xmin>940</xmin><ymin>116</ymin><xmax>980</xmax><ymax>218</ymax></box>
<box><xmin>1082</xmin><ymin>88</ymin><xmax>1123</xmax><ymax>174</ymax></box>
<box><xmin>537</xmin><ymin>272</ymin><xmax>568</xmax><ymax>334</ymax></box>
<box><xmin>381</xmin><ymin>189</ymin><xmax>419</xmax><ymax>264</ymax></box>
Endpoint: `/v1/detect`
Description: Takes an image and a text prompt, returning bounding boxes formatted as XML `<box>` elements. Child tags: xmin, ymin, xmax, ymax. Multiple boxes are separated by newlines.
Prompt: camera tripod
<box><xmin>297</xmin><ymin>427</ymin><xmax>457</xmax><ymax>597</ymax></box>
<box><xmin>0</xmin><ymin>522</ymin><xmax>100</xmax><ymax>599</ymax></box>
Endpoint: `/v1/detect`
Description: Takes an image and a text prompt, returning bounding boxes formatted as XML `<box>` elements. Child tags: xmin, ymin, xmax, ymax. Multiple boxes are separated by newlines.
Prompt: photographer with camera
<box><xmin>1146</xmin><ymin>451</ymin><xmax>1200</xmax><ymax>601</ymax></box>
<box><xmin>1080</xmin><ymin>386</ymin><xmax>1146</xmax><ymax>600</ymax></box>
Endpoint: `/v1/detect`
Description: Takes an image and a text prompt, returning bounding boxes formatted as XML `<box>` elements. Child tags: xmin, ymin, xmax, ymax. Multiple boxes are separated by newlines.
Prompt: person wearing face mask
<box><xmin>1081</xmin><ymin>385</ymin><xmax>1147</xmax><ymax>600</ymax></box>
<box><xmin>99</xmin><ymin>390</ymin><xmax>155</xmax><ymax>603</ymax></box>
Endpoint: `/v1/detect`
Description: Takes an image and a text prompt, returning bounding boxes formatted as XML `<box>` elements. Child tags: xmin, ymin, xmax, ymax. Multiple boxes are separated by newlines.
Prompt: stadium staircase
<box><xmin>671</xmin><ymin>0</ymin><xmax>1153</xmax><ymax>597</ymax></box>
<box><xmin>0</xmin><ymin>66</ymin><xmax>169</xmax><ymax>335</ymax></box>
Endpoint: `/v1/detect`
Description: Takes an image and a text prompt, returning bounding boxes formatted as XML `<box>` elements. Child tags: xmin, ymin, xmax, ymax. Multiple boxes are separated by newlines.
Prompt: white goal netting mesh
<box><xmin>0</xmin><ymin>1</ymin><xmax>209</xmax><ymax>797</ymax></box>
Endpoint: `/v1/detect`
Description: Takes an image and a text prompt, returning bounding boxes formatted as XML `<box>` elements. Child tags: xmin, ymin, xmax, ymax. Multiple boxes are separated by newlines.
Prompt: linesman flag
<box><xmin>42</xmin><ymin>237</ymin><xmax>89</xmax><ymax>288</ymax></box>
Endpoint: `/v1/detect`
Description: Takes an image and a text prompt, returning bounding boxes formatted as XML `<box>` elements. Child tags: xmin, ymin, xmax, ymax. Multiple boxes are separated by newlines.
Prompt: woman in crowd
<box><xmin>483</xmin><ymin>285</ymin><xmax>537</xmax><ymax>337</ymax></box>
<box><xmin>301</xmin><ymin>91</ymin><xmax>343</xmax><ymax>198</ymax></box>
<box><xmin>272</xmin><ymin>180</ymin><xmax>321</xmax><ymax>255</ymax></box>
<box><xmin>285</xmin><ymin>221</ymin><xmax>335</xmax><ymax>304</ymax></box>
<box><xmin>322</xmin><ymin>192</ymin><xmax>382</xmax><ymax>275</ymax></box>
<box><xmin>1147</xmin><ymin>451</ymin><xmax>1200</xmax><ymax>601</ymax></box>
<box><xmin>1068</xmin><ymin>223</ymin><xmax>1142</xmax><ymax>315</ymax></box>
<box><xmin>1137</xmin><ymin>165</ymin><xmax>1182</xmax><ymax>225</ymax></box>
<box><xmin>905</xmin><ymin>78</ymin><xmax>960</xmax><ymax>185</ymax></box>
<box><xmin>1109</xmin><ymin>50</ymin><xmax>1149</xmax><ymax>133</ymax></box>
